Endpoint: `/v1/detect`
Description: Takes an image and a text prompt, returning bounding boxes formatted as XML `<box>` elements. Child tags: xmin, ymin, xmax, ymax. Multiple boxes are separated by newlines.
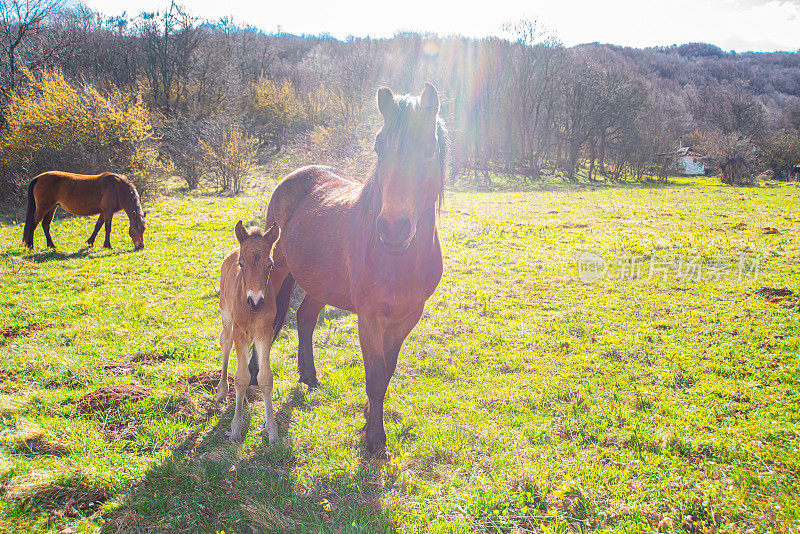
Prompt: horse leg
<box><xmin>102</xmin><ymin>211</ymin><xmax>113</xmax><ymax>249</ymax></box>
<box><xmin>296</xmin><ymin>294</ymin><xmax>324</xmax><ymax>388</ymax></box>
<box><xmin>255</xmin><ymin>336</ymin><xmax>278</xmax><ymax>444</ymax></box>
<box><xmin>230</xmin><ymin>329</ymin><xmax>251</xmax><ymax>442</ymax></box>
<box><xmin>86</xmin><ymin>215</ymin><xmax>104</xmax><ymax>247</ymax></box>
<box><xmin>357</xmin><ymin>313</ymin><xmax>391</xmax><ymax>458</ymax></box>
<box><xmin>41</xmin><ymin>206</ymin><xmax>57</xmax><ymax>249</ymax></box>
<box><xmin>217</xmin><ymin>311</ymin><xmax>234</xmax><ymax>404</ymax></box>
<box><xmin>382</xmin><ymin>306</ymin><xmax>424</xmax><ymax>379</ymax></box>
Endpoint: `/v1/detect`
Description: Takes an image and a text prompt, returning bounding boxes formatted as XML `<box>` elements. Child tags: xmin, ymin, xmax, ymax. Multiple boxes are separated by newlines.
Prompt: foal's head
<box><xmin>235</xmin><ymin>221</ymin><xmax>280</xmax><ymax>313</ymax></box>
<box><xmin>373</xmin><ymin>82</ymin><xmax>446</xmax><ymax>254</ymax></box>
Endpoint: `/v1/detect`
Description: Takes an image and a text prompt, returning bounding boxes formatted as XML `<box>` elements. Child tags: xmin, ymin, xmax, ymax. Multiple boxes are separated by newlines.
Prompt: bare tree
<box><xmin>0</xmin><ymin>0</ymin><xmax>64</xmax><ymax>90</ymax></box>
<box><xmin>137</xmin><ymin>1</ymin><xmax>200</xmax><ymax>114</ymax></box>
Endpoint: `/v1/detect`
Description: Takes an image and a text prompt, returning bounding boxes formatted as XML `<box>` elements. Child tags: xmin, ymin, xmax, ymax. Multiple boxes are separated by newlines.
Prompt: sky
<box><xmin>79</xmin><ymin>0</ymin><xmax>800</xmax><ymax>53</ymax></box>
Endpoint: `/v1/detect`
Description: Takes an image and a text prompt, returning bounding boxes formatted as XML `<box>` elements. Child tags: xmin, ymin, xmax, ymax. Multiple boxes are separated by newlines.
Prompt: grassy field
<box><xmin>0</xmin><ymin>177</ymin><xmax>798</xmax><ymax>533</ymax></box>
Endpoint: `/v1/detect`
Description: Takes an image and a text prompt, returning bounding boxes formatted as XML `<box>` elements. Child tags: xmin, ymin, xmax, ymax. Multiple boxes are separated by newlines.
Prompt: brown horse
<box><xmin>218</xmin><ymin>221</ymin><xmax>281</xmax><ymax>442</ymax></box>
<box><xmin>262</xmin><ymin>83</ymin><xmax>446</xmax><ymax>457</ymax></box>
<box><xmin>23</xmin><ymin>171</ymin><xmax>146</xmax><ymax>250</ymax></box>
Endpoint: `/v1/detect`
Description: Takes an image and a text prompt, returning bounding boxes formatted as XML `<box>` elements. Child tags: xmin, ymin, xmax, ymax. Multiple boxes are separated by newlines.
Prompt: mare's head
<box><xmin>373</xmin><ymin>82</ymin><xmax>446</xmax><ymax>254</ymax></box>
<box><xmin>235</xmin><ymin>221</ymin><xmax>280</xmax><ymax>313</ymax></box>
<box><xmin>120</xmin><ymin>176</ymin><xmax>146</xmax><ymax>250</ymax></box>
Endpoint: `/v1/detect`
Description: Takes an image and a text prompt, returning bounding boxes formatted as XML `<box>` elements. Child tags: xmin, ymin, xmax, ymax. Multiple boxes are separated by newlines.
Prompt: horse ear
<box><xmin>377</xmin><ymin>87</ymin><xmax>395</xmax><ymax>120</ymax></box>
<box><xmin>265</xmin><ymin>222</ymin><xmax>280</xmax><ymax>244</ymax></box>
<box><xmin>420</xmin><ymin>82</ymin><xmax>439</xmax><ymax>113</ymax></box>
<box><xmin>235</xmin><ymin>220</ymin><xmax>248</xmax><ymax>243</ymax></box>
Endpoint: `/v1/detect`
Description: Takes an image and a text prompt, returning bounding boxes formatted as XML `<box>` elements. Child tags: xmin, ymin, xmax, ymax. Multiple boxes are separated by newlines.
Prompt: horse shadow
<box><xmin>25</xmin><ymin>247</ymin><xmax>135</xmax><ymax>263</ymax></box>
<box><xmin>104</xmin><ymin>385</ymin><xmax>396</xmax><ymax>533</ymax></box>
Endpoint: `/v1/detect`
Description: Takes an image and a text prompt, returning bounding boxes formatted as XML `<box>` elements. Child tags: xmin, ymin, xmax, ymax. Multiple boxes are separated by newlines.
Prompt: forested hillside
<box><xmin>1</xmin><ymin>0</ymin><xmax>799</xmax><ymax>195</ymax></box>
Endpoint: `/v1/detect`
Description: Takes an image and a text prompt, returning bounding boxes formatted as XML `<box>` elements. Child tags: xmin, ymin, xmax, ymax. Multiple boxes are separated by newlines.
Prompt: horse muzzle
<box><xmin>246</xmin><ymin>293</ymin><xmax>265</xmax><ymax>313</ymax></box>
<box><xmin>377</xmin><ymin>215</ymin><xmax>414</xmax><ymax>254</ymax></box>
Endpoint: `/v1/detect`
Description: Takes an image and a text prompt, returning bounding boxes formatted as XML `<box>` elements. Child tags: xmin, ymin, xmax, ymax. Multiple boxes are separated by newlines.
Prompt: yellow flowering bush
<box><xmin>199</xmin><ymin>124</ymin><xmax>257</xmax><ymax>193</ymax></box>
<box><xmin>0</xmin><ymin>69</ymin><xmax>161</xmax><ymax>197</ymax></box>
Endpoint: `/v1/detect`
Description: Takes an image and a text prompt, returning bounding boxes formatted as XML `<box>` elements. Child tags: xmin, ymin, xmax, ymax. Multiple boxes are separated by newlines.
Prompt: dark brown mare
<box><xmin>260</xmin><ymin>83</ymin><xmax>446</xmax><ymax>457</ymax></box>
<box><xmin>23</xmin><ymin>171</ymin><xmax>146</xmax><ymax>250</ymax></box>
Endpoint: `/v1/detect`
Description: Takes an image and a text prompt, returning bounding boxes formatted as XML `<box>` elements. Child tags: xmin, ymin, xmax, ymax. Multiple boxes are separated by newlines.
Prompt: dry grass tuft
<box><xmin>240</xmin><ymin>498</ymin><xmax>294</xmax><ymax>532</ymax></box>
<box><xmin>0</xmin><ymin>418</ymin><xmax>69</xmax><ymax>456</ymax></box>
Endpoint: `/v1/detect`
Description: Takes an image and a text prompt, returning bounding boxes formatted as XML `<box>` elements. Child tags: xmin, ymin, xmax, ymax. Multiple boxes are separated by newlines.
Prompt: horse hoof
<box><xmin>263</xmin><ymin>423</ymin><xmax>279</xmax><ymax>444</ymax></box>
<box><xmin>300</xmin><ymin>376</ymin><xmax>321</xmax><ymax>389</ymax></box>
<box><xmin>367</xmin><ymin>444</ymin><xmax>390</xmax><ymax>460</ymax></box>
<box><xmin>230</xmin><ymin>419</ymin><xmax>244</xmax><ymax>442</ymax></box>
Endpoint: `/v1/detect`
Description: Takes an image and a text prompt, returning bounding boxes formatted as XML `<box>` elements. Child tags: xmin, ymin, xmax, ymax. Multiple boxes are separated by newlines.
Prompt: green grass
<box><xmin>0</xmin><ymin>178</ymin><xmax>799</xmax><ymax>533</ymax></box>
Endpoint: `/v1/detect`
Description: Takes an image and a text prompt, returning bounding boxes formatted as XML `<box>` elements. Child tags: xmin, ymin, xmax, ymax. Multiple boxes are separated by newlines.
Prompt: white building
<box><xmin>658</xmin><ymin>146</ymin><xmax>706</xmax><ymax>176</ymax></box>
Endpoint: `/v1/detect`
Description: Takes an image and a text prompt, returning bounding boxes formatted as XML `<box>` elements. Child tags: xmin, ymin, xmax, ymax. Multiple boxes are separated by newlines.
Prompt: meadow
<box><xmin>0</xmin><ymin>177</ymin><xmax>798</xmax><ymax>533</ymax></box>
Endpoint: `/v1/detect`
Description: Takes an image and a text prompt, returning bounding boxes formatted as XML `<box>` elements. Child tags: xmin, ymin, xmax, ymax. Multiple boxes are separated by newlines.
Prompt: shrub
<box><xmin>199</xmin><ymin>122</ymin><xmax>257</xmax><ymax>193</ymax></box>
<box><xmin>294</xmin><ymin>119</ymin><xmax>376</xmax><ymax>179</ymax></box>
<box><xmin>709</xmin><ymin>133</ymin><xmax>759</xmax><ymax>186</ymax></box>
<box><xmin>247</xmin><ymin>78</ymin><xmax>306</xmax><ymax>152</ymax></box>
<box><xmin>0</xmin><ymin>69</ymin><xmax>162</xmax><ymax>198</ymax></box>
<box><xmin>160</xmin><ymin>118</ymin><xmax>205</xmax><ymax>190</ymax></box>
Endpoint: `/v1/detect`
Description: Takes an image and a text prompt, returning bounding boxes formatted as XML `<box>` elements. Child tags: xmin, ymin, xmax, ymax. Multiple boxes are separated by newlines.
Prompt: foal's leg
<box><xmin>102</xmin><ymin>211</ymin><xmax>114</xmax><ymax>249</ymax></box>
<box><xmin>86</xmin><ymin>215</ymin><xmax>104</xmax><ymax>247</ymax></box>
<box><xmin>40</xmin><ymin>207</ymin><xmax>57</xmax><ymax>248</ymax></box>
<box><xmin>296</xmin><ymin>295</ymin><xmax>324</xmax><ymax>388</ymax></box>
<box><xmin>230</xmin><ymin>329</ymin><xmax>251</xmax><ymax>442</ymax></box>
<box><xmin>217</xmin><ymin>311</ymin><xmax>234</xmax><ymax>404</ymax></box>
<box><xmin>255</xmin><ymin>336</ymin><xmax>278</xmax><ymax>444</ymax></box>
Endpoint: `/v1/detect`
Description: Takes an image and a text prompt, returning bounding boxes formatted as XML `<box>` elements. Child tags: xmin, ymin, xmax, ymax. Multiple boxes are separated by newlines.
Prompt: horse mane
<box><xmin>109</xmin><ymin>173</ymin><xmax>144</xmax><ymax>221</ymax></box>
<box><xmin>359</xmin><ymin>93</ymin><xmax>448</xmax><ymax>224</ymax></box>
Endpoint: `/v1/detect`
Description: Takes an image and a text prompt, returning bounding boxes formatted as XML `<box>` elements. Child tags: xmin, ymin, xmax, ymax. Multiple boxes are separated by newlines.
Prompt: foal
<box><xmin>218</xmin><ymin>221</ymin><xmax>281</xmax><ymax>443</ymax></box>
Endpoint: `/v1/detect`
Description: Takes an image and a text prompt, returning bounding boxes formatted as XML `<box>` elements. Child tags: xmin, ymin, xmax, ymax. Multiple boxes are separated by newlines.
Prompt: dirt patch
<box><xmin>0</xmin><ymin>322</ymin><xmax>46</xmax><ymax>339</ymax></box>
<box><xmin>731</xmin><ymin>222</ymin><xmax>747</xmax><ymax>230</ymax></box>
<box><xmin>131</xmin><ymin>351</ymin><xmax>171</xmax><ymax>364</ymax></box>
<box><xmin>102</xmin><ymin>419</ymin><xmax>144</xmax><ymax>441</ymax></box>
<box><xmin>561</xmin><ymin>222</ymin><xmax>589</xmax><ymax>229</ymax></box>
<box><xmin>181</xmin><ymin>370</ymin><xmax>231</xmax><ymax>392</ymax></box>
<box><xmin>755</xmin><ymin>287</ymin><xmax>793</xmax><ymax>303</ymax></box>
<box><xmin>176</xmin><ymin>371</ymin><xmax>261</xmax><ymax>401</ymax></box>
<box><xmin>76</xmin><ymin>385</ymin><xmax>152</xmax><ymax>413</ymax></box>
<box><xmin>0</xmin><ymin>369</ymin><xmax>17</xmax><ymax>381</ymax></box>
<box><xmin>762</xmin><ymin>227</ymin><xmax>780</xmax><ymax>235</ymax></box>
<box><xmin>100</xmin><ymin>361</ymin><xmax>138</xmax><ymax>373</ymax></box>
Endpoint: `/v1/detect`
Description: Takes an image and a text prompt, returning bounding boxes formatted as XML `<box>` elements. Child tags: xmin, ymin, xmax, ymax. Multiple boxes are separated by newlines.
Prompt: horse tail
<box><xmin>23</xmin><ymin>177</ymin><xmax>38</xmax><ymax>247</ymax></box>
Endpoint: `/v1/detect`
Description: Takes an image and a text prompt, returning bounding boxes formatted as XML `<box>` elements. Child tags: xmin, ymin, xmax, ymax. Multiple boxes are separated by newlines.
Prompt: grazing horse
<box><xmin>263</xmin><ymin>83</ymin><xmax>446</xmax><ymax>457</ymax></box>
<box><xmin>23</xmin><ymin>171</ymin><xmax>146</xmax><ymax>250</ymax></box>
<box><xmin>218</xmin><ymin>221</ymin><xmax>281</xmax><ymax>443</ymax></box>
